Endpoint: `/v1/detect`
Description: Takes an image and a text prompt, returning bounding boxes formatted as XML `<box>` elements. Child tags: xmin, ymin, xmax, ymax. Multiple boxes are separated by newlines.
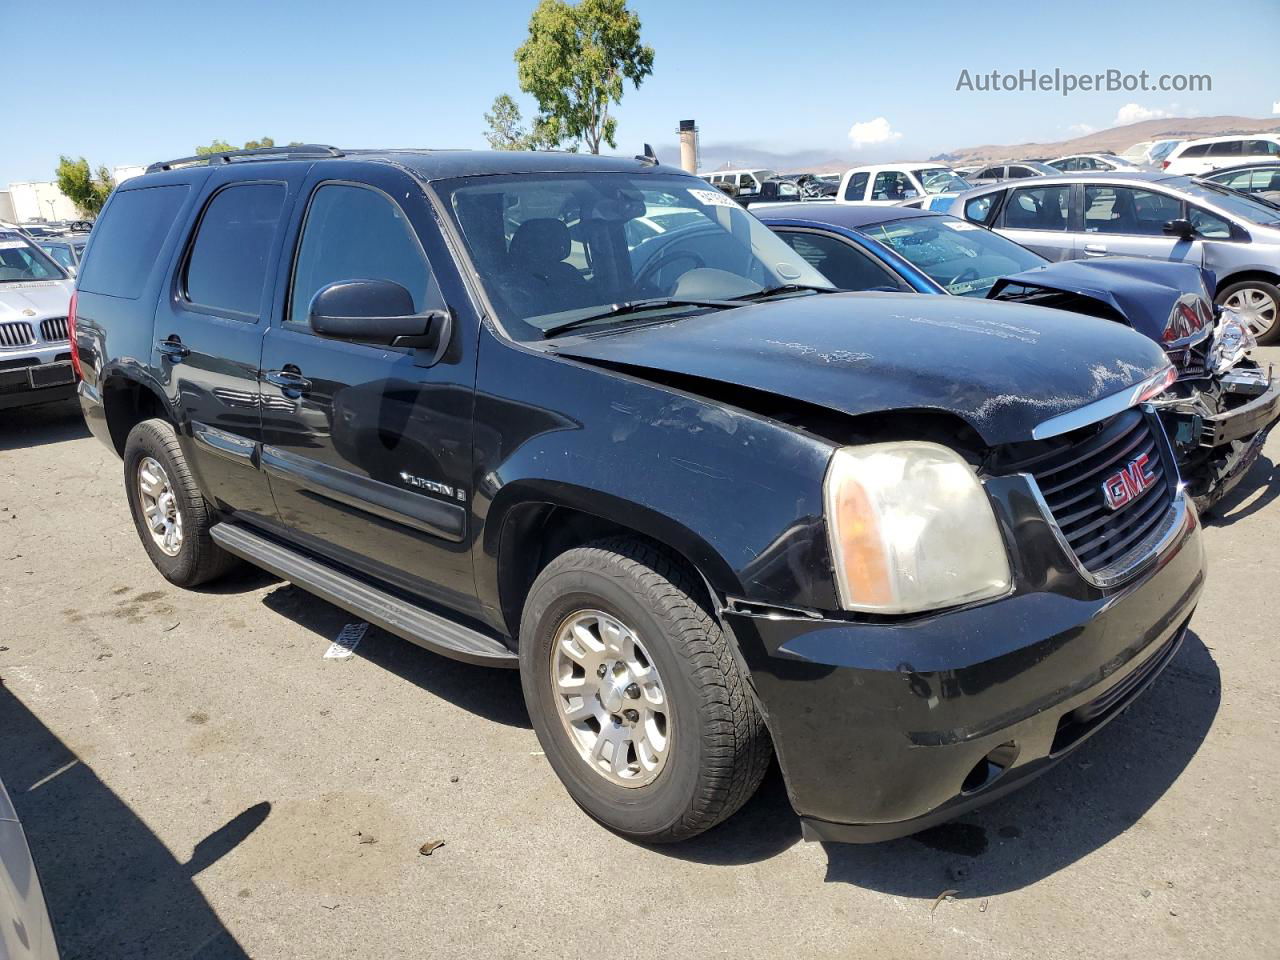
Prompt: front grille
<box><xmin>999</xmin><ymin>408</ymin><xmax>1175</xmax><ymax>576</ymax></box>
<box><xmin>40</xmin><ymin>316</ymin><xmax>69</xmax><ymax>342</ymax></box>
<box><xmin>0</xmin><ymin>322</ymin><xmax>35</xmax><ymax>348</ymax></box>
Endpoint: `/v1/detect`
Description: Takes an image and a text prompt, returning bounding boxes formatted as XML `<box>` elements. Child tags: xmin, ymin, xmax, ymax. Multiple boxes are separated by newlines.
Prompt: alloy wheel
<box><xmin>137</xmin><ymin>456</ymin><xmax>183</xmax><ymax>556</ymax></box>
<box><xmin>549</xmin><ymin>609</ymin><xmax>670</xmax><ymax>787</ymax></box>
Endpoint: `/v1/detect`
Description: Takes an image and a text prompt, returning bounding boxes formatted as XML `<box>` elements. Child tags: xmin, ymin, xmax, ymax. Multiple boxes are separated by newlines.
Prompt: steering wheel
<box><xmin>636</xmin><ymin>248</ymin><xmax>707</xmax><ymax>292</ymax></box>
<box><xmin>944</xmin><ymin>267</ymin><xmax>981</xmax><ymax>289</ymax></box>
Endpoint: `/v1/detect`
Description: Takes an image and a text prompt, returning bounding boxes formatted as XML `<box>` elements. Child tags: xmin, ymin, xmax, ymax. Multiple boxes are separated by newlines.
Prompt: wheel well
<box><xmin>496</xmin><ymin>503</ymin><xmax>718</xmax><ymax>642</ymax></box>
<box><xmin>1214</xmin><ymin>270</ymin><xmax>1280</xmax><ymax>298</ymax></box>
<box><xmin>102</xmin><ymin>376</ymin><xmax>168</xmax><ymax>455</ymax></box>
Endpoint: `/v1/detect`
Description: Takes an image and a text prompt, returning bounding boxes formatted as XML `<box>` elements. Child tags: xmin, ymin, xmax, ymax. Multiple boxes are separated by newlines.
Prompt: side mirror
<box><xmin>308</xmin><ymin>280</ymin><xmax>448</xmax><ymax>351</ymax></box>
<box><xmin>1163</xmin><ymin>218</ymin><xmax>1196</xmax><ymax>240</ymax></box>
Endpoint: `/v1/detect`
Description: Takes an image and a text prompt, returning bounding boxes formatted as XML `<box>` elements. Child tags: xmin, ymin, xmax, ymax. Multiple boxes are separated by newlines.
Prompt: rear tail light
<box><xmin>67</xmin><ymin>290</ymin><xmax>82</xmax><ymax>381</ymax></box>
<box><xmin>1161</xmin><ymin>160</ymin><xmax>1171</xmax><ymax>170</ymax></box>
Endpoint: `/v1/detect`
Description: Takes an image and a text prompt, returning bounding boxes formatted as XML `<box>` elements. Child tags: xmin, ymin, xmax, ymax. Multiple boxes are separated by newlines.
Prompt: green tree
<box><xmin>514</xmin><ymin>0</ymin><xmax>654</xmax><ymax>155</ymax></box>
<box><xmin>483</xmin><ymin>94</ymin><xmax>560</xmax><ymax>151</ymax></box>
<box><xmin>195</xmin><ymin>137</ymin><xmax>276</xmax><ymax>155</ymax></box>
<box><xmin>54</xmin><ymin>156</ymin><xmax>115</xmax><ymax>216</ymax></box>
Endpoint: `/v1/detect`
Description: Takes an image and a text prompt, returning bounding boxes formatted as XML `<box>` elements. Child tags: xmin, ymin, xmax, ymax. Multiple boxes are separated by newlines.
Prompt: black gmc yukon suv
<box><xmin>73</xmin><ymin>146</ymin><xmax>1205</xmax><ymax>844</ymax></box>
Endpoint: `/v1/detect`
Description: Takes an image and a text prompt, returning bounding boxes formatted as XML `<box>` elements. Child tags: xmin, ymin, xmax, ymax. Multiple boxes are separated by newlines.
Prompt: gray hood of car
<box><xmin>0</xmin><ymin>280</ymin><xmax>73</xmax><ymax>322</ymax></box>
<box><xmin>554</xmin><ymin>291</ymin><xmax>1171</xmax><ymax>446</ymax></box>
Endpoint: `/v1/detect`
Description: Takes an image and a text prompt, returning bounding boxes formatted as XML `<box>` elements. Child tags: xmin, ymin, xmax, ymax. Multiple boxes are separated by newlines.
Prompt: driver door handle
<box><xmin>156</xmin><ymin>337</ymin><xmax>190</xmax><ymax>361</ymax></box>
<box><xmin>262</xmin><ymin>368</ymin><xmax>312</xmax><ymax>395</ymax></box>
<box><xmin>1083</xmin><ymin>243</ymin><xmax>1107</xmax><ymax>256</ymax></box>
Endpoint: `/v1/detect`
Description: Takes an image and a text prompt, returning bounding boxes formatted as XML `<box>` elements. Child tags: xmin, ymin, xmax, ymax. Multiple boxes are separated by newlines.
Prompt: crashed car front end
<box><xmin>990</xmin><ymin>261</ymin><xmax>1280</xmax><ymax>510</ymax></box>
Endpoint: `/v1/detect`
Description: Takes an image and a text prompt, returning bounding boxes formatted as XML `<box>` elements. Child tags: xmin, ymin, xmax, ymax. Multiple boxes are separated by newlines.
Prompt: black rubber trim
<box><xmin>1206</xmin><ymin>377</ymin><xmax>1280</xmax><ymax>447</ymax></box>
<box><xmin>260</xmin><ymin>445</ymin><xmax>466</xmax><ymax>542</ymax></box>
<box><xmin>210</xmin><ymin>521</ymin><xmax>516</xmax><ymax>667</ymax></box>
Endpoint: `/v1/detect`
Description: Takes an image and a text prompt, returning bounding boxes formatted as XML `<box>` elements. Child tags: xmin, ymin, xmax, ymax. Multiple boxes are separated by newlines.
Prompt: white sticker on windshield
<box><xmin>0</xmin><ymin>240</ymin><xmax>28</xmax><ymax>250</ymax></box>
<box><xmin>942</xmin><ymin>221</ymin><xmax>981</xmax><ymax>231</ymax></box>
<box><xmin>690</xmin><ymin>188</ymin><xmax>739</xmax><ymax>209</ymax></box>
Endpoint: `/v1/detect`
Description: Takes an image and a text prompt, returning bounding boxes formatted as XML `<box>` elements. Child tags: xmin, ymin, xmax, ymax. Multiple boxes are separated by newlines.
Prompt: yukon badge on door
<box><xmin>1102</xmin><ymin>453</ymin><xmax>1157</xmax><ymax>510</ymax></box>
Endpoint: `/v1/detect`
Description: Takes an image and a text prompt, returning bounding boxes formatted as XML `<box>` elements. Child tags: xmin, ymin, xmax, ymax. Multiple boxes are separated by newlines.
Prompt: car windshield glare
<box><xmin>1180</xmin><ymin>179</ymin><xmax>1280</xmax><ymax>225</ymax></box>
<box><xmin>917</xmin><ymin>169</ymin><xmax>972</xmax><ymax>194</ymax></box>
<box><xmin>0</xmin><ymin>230</ymin><xmax>65</xmax><ymax>283</ymax></box>
<box><xmin>864</xmin><ymin>215</ymin><xmax>1045</xmax><ymax>296</ymax></box>
<box><xmin>441</xmin><ymin>173</ymin><xmax>833</xmax><ymax>340</ymax></box>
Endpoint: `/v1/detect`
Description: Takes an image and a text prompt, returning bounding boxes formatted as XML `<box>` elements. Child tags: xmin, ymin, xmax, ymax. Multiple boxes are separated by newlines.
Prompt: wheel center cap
<box><xmin>598</xmin><ymin>669</ymin><xmax>629</xmax><ymax>714</ymax></box>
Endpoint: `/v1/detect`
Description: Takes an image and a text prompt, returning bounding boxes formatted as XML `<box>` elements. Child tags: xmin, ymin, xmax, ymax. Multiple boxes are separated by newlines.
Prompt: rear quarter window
<box><xmin>77</xmin><ymin>185</ymin><xmax>190</xmax><ymax>299</ymax></box>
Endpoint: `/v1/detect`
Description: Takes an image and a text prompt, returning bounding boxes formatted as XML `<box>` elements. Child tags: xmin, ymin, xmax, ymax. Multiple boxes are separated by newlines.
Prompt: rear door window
<box><xmin>77</xmin><ymin>185</ymin><xmax>189</xmax><ymax>298</ymax></box>
<box><xmin>1208</xmin><ymin>140</ymin><xmax>1243</xmax><ymax>158</ymax></box>
<box><xmin>1179</xmin><ymin>144</ymin><xmax>1211</xmax><ymax>158</ymax></box>
<box><xmin>1002</xmin><ymin>185</ymin><xmax>1071</xmax><ymax>230</ymax></box>
<box><xmin>844</xmin><ymin>172</ymin><xmax>869</xmax><ymax>201</ymax></box>
<box><xmin>183</xmin><ymin>183</ymin><xmax>288</xmax><ymax>318</ymax></box>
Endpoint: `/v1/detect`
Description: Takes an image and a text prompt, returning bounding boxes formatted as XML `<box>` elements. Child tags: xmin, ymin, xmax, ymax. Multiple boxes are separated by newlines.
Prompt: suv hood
<box><xmin>988</xmin><ymin>257</ymin><xmax>1211</xmax><ymax>344</ymax></box>
<box><xmin>554</xmin><ymin>292</ymin><xmax>1170</xmax><ymax>446</ymax></box>
<box><xmin>0</xmin><ymin>279</ymin><xmax>73</xmax><ymax>322</ymax></box>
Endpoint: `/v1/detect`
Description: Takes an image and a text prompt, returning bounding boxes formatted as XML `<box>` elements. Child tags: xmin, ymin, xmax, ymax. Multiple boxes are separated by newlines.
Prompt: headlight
<box><xmin>824</xmin><ymin>442</ymin><xmax>1011</xmax><ymax>614</ymax></box>
<box><xmin>1208</xmin><ymin>309</ymin><xmax>1255</xmax><ymax>376</ymax></box>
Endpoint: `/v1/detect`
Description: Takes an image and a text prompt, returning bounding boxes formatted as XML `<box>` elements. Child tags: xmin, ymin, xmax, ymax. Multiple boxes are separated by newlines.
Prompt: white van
<box><xmin>1163</xmin><ymin>135</ymin><xmax>1280</xmax><ymax>175</ymax></box>
<box><xmin>698</xmin><ymin>168</ymin><xmax>778</xmax><ymax>197</ymax></box>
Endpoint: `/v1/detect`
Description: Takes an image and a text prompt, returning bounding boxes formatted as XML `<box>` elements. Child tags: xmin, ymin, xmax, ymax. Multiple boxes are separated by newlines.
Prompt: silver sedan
<box><xmin>950</xmin><ymin>171</ymin><xmax>1280</xmax><ymax>343</ymax></box>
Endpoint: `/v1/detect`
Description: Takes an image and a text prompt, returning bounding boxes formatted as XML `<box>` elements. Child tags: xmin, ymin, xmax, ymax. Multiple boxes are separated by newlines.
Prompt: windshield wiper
<box><xmin>730</xmin><ymin>283</ymin><xmax>836</xmax><ymax>302</ymax></box>
<box><xmin>540</xmin><ymin>298</ymin><xmax>738</xmax><ymax>338</ymax></box>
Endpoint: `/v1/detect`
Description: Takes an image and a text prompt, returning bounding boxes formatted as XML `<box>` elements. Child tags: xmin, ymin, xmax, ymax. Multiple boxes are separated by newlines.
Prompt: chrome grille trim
<box><xmin>0</xmin><ymin>322</ymin><xmax>36</xmax><ymax>348</ymax></box>
<box><xmin>40</xmin><ymin>316</ymin><xmax>69</xmax><ymax>342</ymax></box>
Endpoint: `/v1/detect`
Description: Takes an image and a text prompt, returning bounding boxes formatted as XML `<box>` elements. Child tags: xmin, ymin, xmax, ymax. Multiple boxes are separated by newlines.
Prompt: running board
<box><xmin>210</xmin><ymin>522</ymin><xmax>518</xmax><ymax>668</ymax></box>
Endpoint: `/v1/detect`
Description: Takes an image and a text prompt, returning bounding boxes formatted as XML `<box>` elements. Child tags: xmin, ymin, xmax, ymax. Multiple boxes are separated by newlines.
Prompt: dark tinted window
<box><xmin>1208</xmin><ymin>140</ymin><xmax>1243</xmax><ymax>157</ymax></box>
<box><xmin>184</xmin><ymin>183</ymin><xmax>287</xmax><ymax>317</ymax></box>
<box><xmin>77</xmin><ymin>185</ymin><xmax>189</xmax><ymax>299</ymax></box>
<box><xmin>775</xmin><ymin>231</ymin><xmax>906</xmax><ymax>291</ymax></box>
<box><xmin>1007</xmin><ymin>166</ymin><xmax>1034</xmax><ymax>178</ymax></box>
<box><xmin>290</xmin><ymin>183</ymin><xmax>442</xmax><ymax>327</ymax></box>
<box><xmin>1180</xmin><ymin>143</ymin><xmax>1211</xmax><ymax>158</ymax></box>
<box><xmin>976</xmin><ymin>166</ymin><xmax>1002</xmax><ymax>179</ymax></box>
<box><xmin>1084</xmin><ymin>186</ymin><xmax>1181</xmax><ymax>235</ymax></box>
<box><xmin>844</xmin><ymin>172</ymin><xmax>868</xmax><ymax>201</ymax></box>
<box><xmin>1246</xmin><ymin>140</ymin><xmax>1280</xmax><ymax>157</ymax></box>
<box><xmin>1003</xmin><ymin>185</ymin><xmax>1071</xmax><ymax>230</ymax></box>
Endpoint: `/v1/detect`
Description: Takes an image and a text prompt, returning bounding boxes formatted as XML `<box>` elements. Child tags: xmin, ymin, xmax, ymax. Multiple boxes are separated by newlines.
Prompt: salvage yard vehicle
<box><xmin>1047</xmin><ymin>153</ymin><xmax>1141</xmax><ymax>173</ymax></box>
<box><xmin>837</xmin><ymin>163</ymin><xmax>972</xmax><ymax>204</ymax></box>
<box><xmin>39</xmin><ymin>234</ymin><xmax>89</xmax><ymax>275</ymax></box>
<box><xmin>760</xmin><ymin>203</ymin><xmax>1280</xmax><ymax>510</ymax></box>
<box><xmin>75</xmin><ymin>145</ymin><xmax>1204</xmax><ymax>844</ymax></box>
<box><xmin>697</xmin><ymin>168</ymin><xmax>778</xmax><ymax>197</ymax></box>
<box><xmin>966</xmin><ymin>161</ymin><xmax>1059</xmax><ymax>185</ymax></box>
<box><xmin>1200</xmin><ymin>163</ymin><xmax>1280</xmax><ymax>204</ymax></box>
<box><xmin>0</xmin><ymin>226</ymin><xmax>75</xmax><ymax>410</ymax></box>
<box><xmin>953</xmin><ymin>172</ymin><xmax>1280</xmax><ymax>344</ymax></box>
<box><xmin>1162</xmin><ymin>135</ymin><xmax>1280</xmax><ymax>176</ymax></box>
<box><xmin>1</xmin><ymin>774</ymin><xmax>60</xmax><ymax>960</ymax></box>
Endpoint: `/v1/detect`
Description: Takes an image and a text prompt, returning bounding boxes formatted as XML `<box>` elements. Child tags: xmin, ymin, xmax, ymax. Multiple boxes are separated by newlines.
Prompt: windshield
<box><xmin>1149</xmin><ymin>141</ymin><xmax>1181</xmax><ymax>162</ymax></box>
<box><xmin>1179</xmin><ymin>179</ymin><xmax>1280</xmax><ymax>225</ymax></box>
<box><xmin>915</xmin><ymin>168</ymin><xmax>972</xmax><ymax>194</ymax></box>
<box><xmin>862</xmin><ymin>215</ymin><xmax>1045</xmax><ymax>296</ymax></box>
<box><xmin>40</xmin><ymin>242</ymin><xmax>75</xmax><ymax>270</ymax></box>
<box><xmin>441</xmin><ymin>172</ymin><xmax>834</xmax><ymax>340</ymax></box>
<box><xmin>0</xmin><ymin>230</ymin><xmax>66</xmax><ymax>283</ymax></box>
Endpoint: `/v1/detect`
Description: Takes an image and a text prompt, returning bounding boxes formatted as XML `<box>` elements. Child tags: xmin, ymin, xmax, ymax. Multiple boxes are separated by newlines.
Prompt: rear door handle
<box><xmin>1083</xmin><ymin>243</ymin><xmax>1108</xmax><ymax>256</ymax></box>
<box><xmin>262</xmin><ymin>368</ymin><xmax>312</xmax><ymax>396</ymax></box>
<box><xmin>156</xmin><ymin>337</ymin><xmax>190</xmax><ymax>361</ymax></box>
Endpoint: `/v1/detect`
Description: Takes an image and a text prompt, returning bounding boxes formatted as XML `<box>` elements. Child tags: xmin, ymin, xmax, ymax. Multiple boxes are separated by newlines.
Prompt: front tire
<box><xmin>123</xmin><ymin>418</ymin><xmax>239</xmax><ymax>587</ymax></box>
<box><xmin>1217</xmin><ymin>279</ymin><xmax>1280</xmax><ymax>344</ymax></box>
<box><xmin>519</xmin><ymin>537</ymin><xmax>772</xmax><ymax>843</ymax></box>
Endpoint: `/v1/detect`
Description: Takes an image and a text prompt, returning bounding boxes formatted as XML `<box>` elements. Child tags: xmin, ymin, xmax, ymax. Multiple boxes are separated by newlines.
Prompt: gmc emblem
<box><xmin>1102</xmin><ymin>453</ymin><xmax>1156</xmax><ymax>511</ymax></box>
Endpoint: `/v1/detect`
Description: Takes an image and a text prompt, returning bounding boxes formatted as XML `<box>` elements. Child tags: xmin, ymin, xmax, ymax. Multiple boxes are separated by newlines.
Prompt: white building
<box><xmin>8</xmin><ymin>181</ymin><xmax>80</xmax><ymax>222</ymax></box>
<box><xmin>112</xmin><ymin>164</ymin><xmax>146</xmax><ymax>184</ymax></box>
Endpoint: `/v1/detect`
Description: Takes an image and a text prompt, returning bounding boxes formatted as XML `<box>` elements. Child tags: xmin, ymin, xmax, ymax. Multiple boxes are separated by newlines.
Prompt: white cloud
<box><xmin>1068</xmin><ymin>123</ymin><xmax>1096</xmax><ymax>136</ymax></box>
<box><xmin>1114</xmin><ymin>103</ymin><xmax>1169</xmax><ymax>126</ymax></box>
<box><xmin>1273</xmin><ymin>99</ymin><xmax>1280</xmax><ymax>115</ymax></box>
<box><xmin>847</xmin><ymin>117</ymin><xmax>902</xmax><ymax>149</ymax></box>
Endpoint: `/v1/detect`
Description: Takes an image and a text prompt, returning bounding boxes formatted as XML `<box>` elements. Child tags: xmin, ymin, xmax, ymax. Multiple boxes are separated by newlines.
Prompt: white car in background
<box><xmin>1162</xmin><ymin>135</ymin><xmax>1280</xmax><ymax>176</ymax></box>
<box><xmin>836</xmin><ymin>163</ymin><xmax>972</xmax><ymax>204</ymax></box>
<box><xmin>1121</xmin><ymin>139</ymin><xmax>1185</xmax><ymax>168</ymax></box>
<box><xmin>1047</xmin><ymin>153</ymin><xmax>1142</xmax><ymax>173</ymax></box>
<box><xmin>697</xmin><ymin>168</ymin><xmax>778</xmax><ymax>197</ymax></box>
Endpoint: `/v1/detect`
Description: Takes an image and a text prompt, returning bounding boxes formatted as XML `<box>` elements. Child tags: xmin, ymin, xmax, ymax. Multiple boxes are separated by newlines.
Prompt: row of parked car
<box><xmin>3</xmin><ymin>137</ymin><xmax>1279</xmax><ymax>954</ymax></box>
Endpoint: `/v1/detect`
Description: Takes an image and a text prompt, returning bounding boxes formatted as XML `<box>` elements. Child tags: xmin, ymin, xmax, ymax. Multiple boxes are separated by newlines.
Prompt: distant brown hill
<box><xmin>944</xmin><ymin>115</ymin><xmax>1280</xmax><ymax>163</ymax></box>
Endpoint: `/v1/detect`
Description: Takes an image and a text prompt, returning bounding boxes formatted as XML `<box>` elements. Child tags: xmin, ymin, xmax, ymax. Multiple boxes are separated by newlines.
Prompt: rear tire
<box><xmin>519</xmin><ymin>537</ymin><xmax>772</xmax><ymax>843</ymax></box>
<box><xmin>1217</xmin><ymin>279</ymin><xmax>1280</xmax><ymax>345</ymax></box>
<box><xmin>123</xmin><ymin>418</ymin><xmax>239</xmax><ymax>587</ymax></box>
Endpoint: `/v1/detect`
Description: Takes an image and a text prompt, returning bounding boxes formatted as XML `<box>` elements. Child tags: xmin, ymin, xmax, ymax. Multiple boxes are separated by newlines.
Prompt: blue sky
<box><xmin>5</xmin><ymin>0</ymin><xmax>1278</xmax><ymax>185</ymax></box>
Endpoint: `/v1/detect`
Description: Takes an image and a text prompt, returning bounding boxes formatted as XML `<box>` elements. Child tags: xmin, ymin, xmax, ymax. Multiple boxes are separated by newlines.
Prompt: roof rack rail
<box><xmin>145</xmin><ymin>144</ymin><xmax>344</xmax><ymax>174</ymax></box>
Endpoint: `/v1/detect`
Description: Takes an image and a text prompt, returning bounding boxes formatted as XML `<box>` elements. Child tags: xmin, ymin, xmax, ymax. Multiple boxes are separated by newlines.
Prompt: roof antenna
<box><xmin>635</xmin><ymin>143</ymin><xmax>658</xmax><ymax>166</ymax></box>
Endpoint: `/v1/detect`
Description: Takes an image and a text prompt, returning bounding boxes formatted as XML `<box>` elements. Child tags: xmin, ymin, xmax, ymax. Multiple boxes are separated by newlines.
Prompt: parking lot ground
<box><xmin>3</xmin><ymin>355</ymin><xmax>1279</xmax><ymax>960</ymax></box>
